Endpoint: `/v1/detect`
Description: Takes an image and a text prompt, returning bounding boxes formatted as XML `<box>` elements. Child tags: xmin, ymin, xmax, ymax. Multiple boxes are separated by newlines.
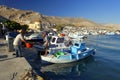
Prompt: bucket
<box><xmin>61</xmin><ymin>34</ymin><xmax>65</xmax><ymax>36</ymax></box>
<box><xmin>26</xmin><ymin>43</ymin><xmax>33</xmax><ymax>48</ymax></box>
<box><xmin>58</xmin><ymin>34</ymin><xmax>65</xmax><ymax>37</ymax></box>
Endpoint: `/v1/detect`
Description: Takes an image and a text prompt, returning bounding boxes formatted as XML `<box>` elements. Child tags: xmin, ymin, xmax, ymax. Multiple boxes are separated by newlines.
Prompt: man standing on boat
<box><xmin>42</xmin><ymin>31</ymin><xmax>49</xmax><ymax>56</ymax></box>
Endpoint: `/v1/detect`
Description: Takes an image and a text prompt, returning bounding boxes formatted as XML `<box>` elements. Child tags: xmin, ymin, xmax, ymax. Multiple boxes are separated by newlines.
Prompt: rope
<box><xmin>11</xmin><ymin>72</ymin><xmax>17</xmax><ymax>80</ymax></box>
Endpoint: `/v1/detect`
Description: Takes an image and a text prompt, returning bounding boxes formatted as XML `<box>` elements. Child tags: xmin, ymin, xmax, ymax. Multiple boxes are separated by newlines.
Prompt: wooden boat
<box><xmin>33</xmin><ymin>35</ymin><xmax>95</xmax><ymax>63</ymax></box>
<box><xmin>41</xmin><ymin>55</ymin><xmax>95</xmax><ymax>73</ymax></box>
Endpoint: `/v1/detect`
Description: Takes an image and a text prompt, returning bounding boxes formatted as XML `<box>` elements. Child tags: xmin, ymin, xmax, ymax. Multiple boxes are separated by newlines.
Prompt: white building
<box><xmin>28</xmin><ymin>19</ymin><xmax>41</xmax><ymax>32</ymax></box>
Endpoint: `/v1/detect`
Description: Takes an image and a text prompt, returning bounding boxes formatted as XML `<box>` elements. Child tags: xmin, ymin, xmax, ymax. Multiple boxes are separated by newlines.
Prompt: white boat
<box><xmin>41</xmin><ymin>55</ymin><xmax>95</xmax><ymax>73</ymax></box>
<box><xmin>68</xmin><ymin>32</ymin><xmax>85</xmax><ymax>39</ymax></box>
<box><xmin>33</xmin><ymin>35</ymin><xmax>95</xmax><ymax>63</ymax></box>
<box><xmin>106</xmin><ymin>32</ymin><xmax>115</xmax><ymax>35</ymax></box>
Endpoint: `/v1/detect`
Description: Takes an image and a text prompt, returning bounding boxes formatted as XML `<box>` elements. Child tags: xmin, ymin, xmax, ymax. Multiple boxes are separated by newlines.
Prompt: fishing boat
<box><xmin>33</xmin><ymin>35</ymin><xmax>95</xmax><ymax>63</ymax></box>
<box><xmin>41</xmin><ymin>55</ymin><xmax>95</xmax><ymax>73</ymax></box>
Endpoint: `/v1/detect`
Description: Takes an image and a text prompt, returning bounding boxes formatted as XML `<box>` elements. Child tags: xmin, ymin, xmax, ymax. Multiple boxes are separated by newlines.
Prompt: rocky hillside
<box><xmin>0</xmin><ymin>5</ymin><xmax>41</xmax><ymax>22</ymax></box>
<box><xmin>0</xmin><ymin>5</ymin><xmax>120</xmax><ymax>31</ymax></box>
<box><xmin>0</xmin><ymin>5</ymin><xmax>97</xmax><ymax>26</ymax></box>
<box><xmin>103</xmin><ymin>24</ymin><xmax>120</xmax><ymax>30</ymax></box>
<box><xmin>42</xmin><ymin>15</ymin><xmax>98</xmax><ymax>27</ymax></box>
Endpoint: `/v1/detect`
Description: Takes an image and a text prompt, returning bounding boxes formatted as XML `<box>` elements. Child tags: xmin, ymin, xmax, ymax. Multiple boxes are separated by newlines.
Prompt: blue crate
<box><xmin>70</xmin><ymin>43</ymin><xmax>86</xmax><ymax>54</ymax></box>
<box><xmin>59</xmin><ymin>53</ymin><xmax>72</xmax><ymax>60</ymax></box>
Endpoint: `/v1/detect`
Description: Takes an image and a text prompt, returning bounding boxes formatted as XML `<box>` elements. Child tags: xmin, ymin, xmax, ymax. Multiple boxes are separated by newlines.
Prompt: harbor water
<box><xmin>41</xmin><ymin>35</ymin><xmax>120</xmax><ymax>80</ymax></box>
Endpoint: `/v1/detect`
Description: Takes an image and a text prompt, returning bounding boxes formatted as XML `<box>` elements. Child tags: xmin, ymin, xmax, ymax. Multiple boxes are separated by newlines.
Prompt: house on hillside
<box><xmin>28</xmin><ymin>19</ymin><xmax>52</xmax><ymax>32</ymax></box>
<box><xmin>28</xmin><ymin>19</ymin><xmax>42</xmax><ymax>32</ymax></box>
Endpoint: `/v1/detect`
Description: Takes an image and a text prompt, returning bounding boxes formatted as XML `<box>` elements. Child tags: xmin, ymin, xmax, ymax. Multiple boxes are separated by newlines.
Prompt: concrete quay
<box><xmin>0</xmin><ymin>38</ymin><xmax>48</xmax><ymax>80</ymax></box>
<box><xmin>0</xmin><ymin>38</ymin><xmax>31</xmax><ymax>80</ymax></box>
<box><xmin>0</xmin><ymin>57</ymin><xmax>31</xmax><ymax>80</ymax></box>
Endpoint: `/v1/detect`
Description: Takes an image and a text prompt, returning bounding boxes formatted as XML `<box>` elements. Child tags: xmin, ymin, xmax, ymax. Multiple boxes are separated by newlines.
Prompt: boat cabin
<box><xmin>70</xmin><ymin>42</ymin><xmax>86</xmax><ymax>54</ymax></box>
<box><xmin>50</xmin><ymin>36</ymin><xmax>67</xmax><ymax>48</ymax></box>
<box><xmin>49</xmin><ymin>36</ymin><xmax>70</xmax><ymax>54</ymax></box>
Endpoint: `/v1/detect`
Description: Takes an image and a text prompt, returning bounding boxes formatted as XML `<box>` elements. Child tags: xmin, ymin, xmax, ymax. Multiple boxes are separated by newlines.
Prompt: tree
<box><xmin>55</xmin><ymin>24</ymin><xmax>65</xmax><ymax>31</ymax></box>
<box><xmin>2</xmin><ymin>20</ymin><xmax>22</xmax><ymax>31</ymax></box>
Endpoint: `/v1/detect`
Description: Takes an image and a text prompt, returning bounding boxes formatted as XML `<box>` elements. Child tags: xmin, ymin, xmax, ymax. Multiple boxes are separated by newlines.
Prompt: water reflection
<box><xmin>41</xmin><ymin>55</ymin><xmax>95</xmax><ymax>77</ymax></box>
<box><xmin>39</xmin><ymin>35</ymin><xmax>120</xmax><ymax>80</ymax></box>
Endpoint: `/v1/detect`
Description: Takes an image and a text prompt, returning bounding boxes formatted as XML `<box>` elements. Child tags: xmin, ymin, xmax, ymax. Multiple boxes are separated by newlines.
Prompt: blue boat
<box><xmin>34</xmin><ymin>36</ymin><xmax>95</xmax><ymax>63</ymax></box>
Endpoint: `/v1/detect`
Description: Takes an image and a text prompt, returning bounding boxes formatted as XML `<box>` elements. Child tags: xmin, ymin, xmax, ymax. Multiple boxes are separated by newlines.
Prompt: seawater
<box><xmin>41</xmin><ymin>35</ymin><xmax>120</xmax><ymax>80</ymax></box>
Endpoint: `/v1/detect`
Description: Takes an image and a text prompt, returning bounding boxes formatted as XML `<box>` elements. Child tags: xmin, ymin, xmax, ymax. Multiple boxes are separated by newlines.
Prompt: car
<box><xmin>5</xmin><ymin>31</ymin><xmax>19</xmax><ymax>41</ymax></box>
<box><xmin>25</xmin><ymin>32</ymin><xmax>44</xmax><ymax>43</ymax></box>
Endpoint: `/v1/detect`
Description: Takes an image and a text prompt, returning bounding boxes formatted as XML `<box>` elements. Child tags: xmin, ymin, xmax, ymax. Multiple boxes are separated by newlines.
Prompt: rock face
<box><xmin>42</xmin><ymin>15</ymin><xmax>97</xmax><ymax>27</ymax></box>
<box><xmin>0</xmin><ymin>5</ymin><xmax>41</xmax><ymax>23</ymax></box>
<box><xmin>0</xmin><ymin>5</ymin><xmax>120</xmax><ymax>31</ymax></box>
<box><xmin>0</xmin><ymin>5</ymin><xmax>97</xmax><ymax>26</ymax></box>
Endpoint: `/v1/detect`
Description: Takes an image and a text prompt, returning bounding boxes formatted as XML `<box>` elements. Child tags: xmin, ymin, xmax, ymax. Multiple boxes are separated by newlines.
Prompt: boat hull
<box><xmin>41</xmin><ymin>48</ymin><xmax>95</xmax><ymax>63</ymax></box>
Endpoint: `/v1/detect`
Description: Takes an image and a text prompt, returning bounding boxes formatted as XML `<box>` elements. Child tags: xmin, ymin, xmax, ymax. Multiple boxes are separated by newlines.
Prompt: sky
<box><xmin>0</xmin><ymin>0</ymin><xmax>120</xmax><ymax>24</ymax></box>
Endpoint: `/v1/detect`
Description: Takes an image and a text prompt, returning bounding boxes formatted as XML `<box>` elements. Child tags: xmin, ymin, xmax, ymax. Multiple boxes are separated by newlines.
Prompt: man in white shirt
<box><xmin>13</xmin><ymin>30</ymin><xmax>26</xmax><ymax>57</ymax></box>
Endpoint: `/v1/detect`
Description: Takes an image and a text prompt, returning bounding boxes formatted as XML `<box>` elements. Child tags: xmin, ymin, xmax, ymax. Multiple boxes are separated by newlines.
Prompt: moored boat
<box><xmin>33</xmin><ymin>35</ymin><xmax>95</xmax><ymax>63</ymax></box>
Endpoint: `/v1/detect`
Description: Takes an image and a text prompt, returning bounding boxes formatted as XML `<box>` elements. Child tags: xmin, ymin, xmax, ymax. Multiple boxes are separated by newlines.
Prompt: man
<box><xmin>42</xmin><ymin>31</ymin><xmax>49</xmax><ymax>56</ymax></box>
<box><xmin>35</xmin><ymin>31</ymin><xmax>49</xmax><ymax>61</ymax></box>
<box><xmin>13</xmin><ymin>30</ymin><xmax>27</xmax><ymax>57</ymax></box>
